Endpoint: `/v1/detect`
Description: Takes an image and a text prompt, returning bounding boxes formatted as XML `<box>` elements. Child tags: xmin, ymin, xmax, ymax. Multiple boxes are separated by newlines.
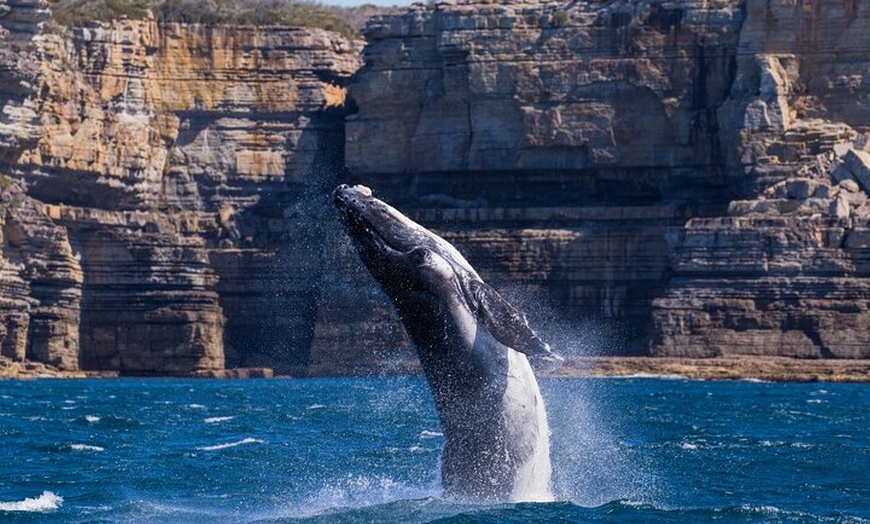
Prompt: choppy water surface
<box><xmin>0</xmin><ymin>377</ymin><xmax>867</xmax><ymax>523</ymax></box>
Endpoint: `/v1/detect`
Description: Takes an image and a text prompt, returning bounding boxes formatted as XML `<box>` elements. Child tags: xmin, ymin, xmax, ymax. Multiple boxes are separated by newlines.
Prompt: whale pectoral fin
<box><xmin>467</xmin><ymin>280</ymin><xmax>559</xmax><ymax>360</ymax></box>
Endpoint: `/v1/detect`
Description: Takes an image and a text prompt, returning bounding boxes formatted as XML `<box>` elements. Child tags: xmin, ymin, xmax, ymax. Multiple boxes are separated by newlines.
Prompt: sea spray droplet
<box><xmin>0</xmin><ymin>491</ymin><xmax>63</xmax><ymax>512</ymax></box>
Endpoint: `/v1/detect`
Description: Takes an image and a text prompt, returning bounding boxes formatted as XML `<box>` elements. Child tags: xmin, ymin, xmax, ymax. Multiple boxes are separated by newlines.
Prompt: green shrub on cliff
<box><xmin>48</xmin><ymin>0</ymin><xmax>366</xmax><ymax>40</ymax></box>
<box><xmin>49</xmin><ymin>0</ymin><xmax>151</xmax><ymax>27</ymax></box>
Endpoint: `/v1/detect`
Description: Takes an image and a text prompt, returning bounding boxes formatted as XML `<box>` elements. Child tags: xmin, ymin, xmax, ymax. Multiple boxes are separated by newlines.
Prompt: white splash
<box><xmin>0</xmin><ymin>491</ymin><xmax>63</xmax><ymax>512</ymax></box>
<box><xmin>419</xmin><ymin>430</ymin><xmax>443</xmax><ymax>439</ymax></box>
<box><xmin>278</xmin><ymin>474</ymin><xmax>436</xmax><ymax>520</ymax></box>
<box><xmin>196</xmin><ymin>438</ymin><xmax>264</xmax><ymax>451</ymax></box>
<box><xmin>85</xmin><ymin>415</ymin><xmax>101</xmax><ymax>423</ymax></box>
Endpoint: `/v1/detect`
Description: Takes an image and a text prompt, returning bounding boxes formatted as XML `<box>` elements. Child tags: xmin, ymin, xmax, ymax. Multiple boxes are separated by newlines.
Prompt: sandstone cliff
<box><xmin>0</xmin><ymin>0</ymin><xmax>360</xmax><ymax>375</ymax></box>
<box><xmin>1</xmin><ymin>0</ymin><xmax>869</xmax><ymax>377</ymax></box>
<box><xmin>651</xmin><ymin>0</ymin><xmax>870</xmax><ymax>359</ymax></box>
<box><xmin>336</xmin><ymin>0</ymin><xmax>870</xmax><ymax>365</ymax></box>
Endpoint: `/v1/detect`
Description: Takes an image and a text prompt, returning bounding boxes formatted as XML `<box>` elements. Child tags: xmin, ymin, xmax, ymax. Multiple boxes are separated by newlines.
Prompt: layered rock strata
<box><xmin>2</xmin><ymin>0</ymin><xmax>870</xmax><ymax>376</ymax></box>
<box><xmin>651</xmin><ymin>0</ymin><xmax>870</xmax><ymax>359</ymax></box>
<box><xmin>337</xmin><ymin>0</ymin><xmax>746</xmax><ymax>359</ymax></box>
<box><xmin>337</xmin><ymin>0</ymin><xmax>870</xmax><ymax>363</ymax></box>
<box><xmin>0</xmin><ymin>1</ymin><xmax>360</xmax><ymax>375</ymax></box>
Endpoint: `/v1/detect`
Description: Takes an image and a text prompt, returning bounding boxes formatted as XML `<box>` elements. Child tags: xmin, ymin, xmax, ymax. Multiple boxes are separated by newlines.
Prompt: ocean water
<box><xmin>0</xmin><ymin>376</ymin><xmax>867</xmax><ymax>523</ymax></box>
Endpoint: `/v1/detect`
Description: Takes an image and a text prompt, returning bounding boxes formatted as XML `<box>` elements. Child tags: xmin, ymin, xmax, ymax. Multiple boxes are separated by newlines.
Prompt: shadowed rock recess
<box><xmin>1</xmin><ymin>0</ymin><xmax>869</xmax><ymax>376</ymax></box>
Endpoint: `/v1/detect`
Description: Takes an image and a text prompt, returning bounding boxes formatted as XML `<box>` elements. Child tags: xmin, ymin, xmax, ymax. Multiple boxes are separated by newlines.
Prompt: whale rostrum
<box><xmin>334</xmin><ymin>184</ymin><xmax>559</xmax><ymax>502</ymax></box>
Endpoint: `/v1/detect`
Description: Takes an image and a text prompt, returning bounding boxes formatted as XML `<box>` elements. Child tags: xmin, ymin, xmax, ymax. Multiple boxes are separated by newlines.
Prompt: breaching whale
<box><xmin>334</xmin><ymin>184</ymin><xmax>559</xmax><ymax>502</ymax></box>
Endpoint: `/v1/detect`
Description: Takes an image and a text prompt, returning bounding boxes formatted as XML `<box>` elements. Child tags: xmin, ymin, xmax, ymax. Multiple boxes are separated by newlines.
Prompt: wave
<box><xmin>204</xmin><ymin>416</ymin><xmax>235</xmax><ymax>424</ymax></box>
<box><xmin>608</xmin><ymin>373</ymin><xmax>691</xmax><ymax>381</ymax></box>
<box><xmin>419</xmin><ymin>430</ymin><xmax>443</xmax><ymax>439</ymax></box>
<box><xmin>0</xmin><ymin>491</ymin><xmax>63</xmax><ymax>513</ymax></box>
<box><xmin>265</xmin><ymin>475</ymin><xmax>440</xmax><ymax>521</ymax></box>
<box><xmin>66</xmin><ymin>443</ymin><xmax>105</xmax><ymax>452</ymax></box>
<box><xmin>196</xmin><ymin>438</ymin><xmax>264</xmax><ymax>451</ymax></box>
<box><xmin>85</xmin><ymin>415</ymin><xmax>101</xmax><ymax>423</ymax></box>
<box><xmin>589</xmin><ymin>500</ymin><xmax>869</xmax><ymax>523</ymax></box>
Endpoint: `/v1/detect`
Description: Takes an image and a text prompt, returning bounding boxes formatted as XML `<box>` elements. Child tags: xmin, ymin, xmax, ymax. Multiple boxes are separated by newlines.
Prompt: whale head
<box><xmin>333</xmin><ymin>184</ymin><xmax>560</xmax><ymax>364</ymax></box>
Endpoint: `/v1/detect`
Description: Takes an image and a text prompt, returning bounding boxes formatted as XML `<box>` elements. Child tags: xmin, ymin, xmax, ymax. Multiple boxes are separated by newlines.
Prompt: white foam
<box><xmin>67</xmin><ymin>444</ymin><xmax>105</xmax><ymax>452</ymax></box>
<box><xmin>419</xmin><ymin>430</ymin><xmax>443</xmax><ymax>439</ymax></box>
<box><xmin>204</xmin><ymin>416</ymin><xmax>234</xmax><ymax>424</ymax></box>
<box><xmin>85</xmin><ymin>415</ymin><xmax>101</xmax><ymax>423</ymax></box>
<box><xmin>188</xmin><ymin>404</ymin><xmax>206</xmax><ymax>409</ymax></box>
<box><xmin>0</xmin><ymin>491</ymin><xmax>63</xmax><ymax>512</ymax></box>
<box><xmin>307</xmin><ymin>404</ymin><xmax>326</xmax><ymax>410</ymax></box>
<box><xmin>196</xmin><ymin>438</ymin><xmax>264</xmax><ymax>451</ymax></box>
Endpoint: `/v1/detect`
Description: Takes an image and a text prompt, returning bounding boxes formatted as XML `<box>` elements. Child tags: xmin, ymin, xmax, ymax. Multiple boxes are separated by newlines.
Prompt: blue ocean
<box><xmin>0</xmin><ymin>376</ymin><xmax>867</xmax><ymax>523</ymax></box>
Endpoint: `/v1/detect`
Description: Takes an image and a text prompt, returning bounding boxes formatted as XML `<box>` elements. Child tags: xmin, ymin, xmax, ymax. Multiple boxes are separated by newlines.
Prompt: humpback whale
<box><xmin>334</xmin><ymin>184</ymin><xmax>559</xmax><ymax>502</ymax></box>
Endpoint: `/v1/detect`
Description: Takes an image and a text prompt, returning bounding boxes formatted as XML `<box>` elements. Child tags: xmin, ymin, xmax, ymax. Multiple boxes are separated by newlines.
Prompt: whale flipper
<box><xmin>465</xmin><ymin>279</ymin><xmax>561</xmax><ymax>362</ymax></box>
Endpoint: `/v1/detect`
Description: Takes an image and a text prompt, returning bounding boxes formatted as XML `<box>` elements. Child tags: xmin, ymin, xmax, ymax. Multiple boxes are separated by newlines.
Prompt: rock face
<box><xmin>347</xmin><ymin>0</ymin><xmax>743</xmax><ymax>175</ymax></box>
<box><xmin>339</xmin><ymin>0</ymin><xmax>870</xmax><ymax>363</ymax></box>
<box><xmin>340</xmin><ymin>0</ymin><xmax>746</xmax><ymax>359</ymax></box>
<box><xmin>650</xmin><ymin>0</ymin><xmax>870</xmax><ymax>359</ymax></box>
<box><xmin>2</xmin><ymin>0</ymin><xmax>870</xmax><ymax>376</ymax></box>
<box><xmin>0</xmin><ymin>1</ymin><xmax>360</xmax><ymax>375</ymax></box>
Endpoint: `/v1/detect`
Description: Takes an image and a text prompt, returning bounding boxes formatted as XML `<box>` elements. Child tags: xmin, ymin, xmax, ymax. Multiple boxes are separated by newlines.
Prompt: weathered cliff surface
<box><xmin>2</xmin><ymin>0</ymin><xmax>869</xmax><ymax>377</ymax></box>
<box><xmin>0</xmin><ymin>0</ymin><xmax>360</xmax><ymax>375</ymax></box>
<box><xmin>650</xmin><ymin>0</ymin><xmax>870</xmax><ymax>359</ymax></box>
<box><xmin>337</xmin><ymin>0</ymin><xmax>870</xmax><ymax>364</ymax></box>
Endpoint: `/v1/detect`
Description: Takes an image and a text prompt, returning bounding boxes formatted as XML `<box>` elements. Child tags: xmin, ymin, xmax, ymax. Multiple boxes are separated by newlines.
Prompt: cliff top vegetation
<box><xmin>47</xmin><ymin>0</ymin><xmax>393</xmax><ymax>39</ymax></box>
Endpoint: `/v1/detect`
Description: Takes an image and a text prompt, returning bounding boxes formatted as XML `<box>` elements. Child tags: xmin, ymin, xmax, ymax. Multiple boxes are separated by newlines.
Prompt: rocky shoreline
<box><xmin>549</xmin><ymin>356</ymin><xmax>870</xmax><ymax>383</ymax></box>
<box><xmin>3</xmin><ymin>355</ymin><xmax>867</xmax><ymax>383</ymax></box>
